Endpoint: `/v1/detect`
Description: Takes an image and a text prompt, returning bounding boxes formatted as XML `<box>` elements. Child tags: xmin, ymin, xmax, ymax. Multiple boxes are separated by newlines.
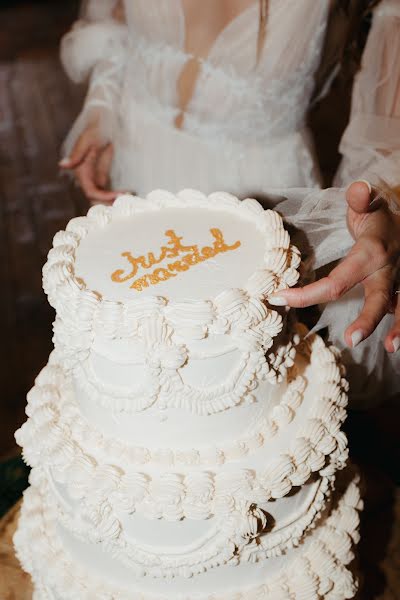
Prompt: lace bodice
<box><xmin>120</xmin><ymin>0</ymin><xmax>329</xmax><ymax>142</ymax></box>
<box><xmin>62</xmin><ymin>0</ymin><xmax>400</xmax><ymax>188</ymax></box>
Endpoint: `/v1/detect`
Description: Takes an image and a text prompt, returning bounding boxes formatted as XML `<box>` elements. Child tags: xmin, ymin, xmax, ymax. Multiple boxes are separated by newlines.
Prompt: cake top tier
<box><xmin>44</xmin><ymin>190</ymin><xmax>299</xmax><ymax>304</ymax></box>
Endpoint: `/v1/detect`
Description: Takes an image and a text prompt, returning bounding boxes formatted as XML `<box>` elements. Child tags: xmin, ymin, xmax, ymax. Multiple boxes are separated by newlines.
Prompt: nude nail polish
<box><xmin>351</xmin><ymin>330</ymin><xmax>364</xmax><ymax>348</ymax></box>
<box><xmin>392</xmin><ymin>337</ymin><xmax>400</xmax><ymax>353</ymax></box>
<box><xmin>268</xmin><ymin>297</ymin><xmax>288</xmax><ymax>307</ymax></box>
<box><xmin>358</xmin><ymin>179</ymin><xmax>372</xmax><ymax>194</ymax></box>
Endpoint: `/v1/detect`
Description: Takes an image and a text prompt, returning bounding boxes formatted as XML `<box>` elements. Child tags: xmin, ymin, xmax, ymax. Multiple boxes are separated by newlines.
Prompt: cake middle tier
<box><xmin>69</xmin><ymin>327</ymin><xmax>306</xmax><ymax>453</ymax></box>
<box><xmin>17</xmin><ymin>333</ymin><xmax>349</xmax><ymax>521</ymax></box>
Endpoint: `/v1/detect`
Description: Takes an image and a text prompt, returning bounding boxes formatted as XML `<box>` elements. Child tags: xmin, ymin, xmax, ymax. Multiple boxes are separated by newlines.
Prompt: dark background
<box><xmin>0</xmin><ymin>0</ymin><xmax>85</xmax><ymax>458</ymax></box>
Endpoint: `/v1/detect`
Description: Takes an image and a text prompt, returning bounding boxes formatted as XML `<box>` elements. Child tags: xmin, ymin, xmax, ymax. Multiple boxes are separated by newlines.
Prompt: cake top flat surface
<box><xmin>74</xmin><ymin>205</ymin><xmax>265</xmax><ymax>302</ymax></box>
<box><xmin>43</xmin><ymin>190</ymin><xmax>300</xmax><ymax>322</ymax></box>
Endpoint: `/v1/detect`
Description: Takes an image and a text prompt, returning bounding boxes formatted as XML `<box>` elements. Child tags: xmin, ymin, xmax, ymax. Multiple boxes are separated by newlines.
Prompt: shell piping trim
<box><xmin>18</xmin><ymin>359</ymin><xmax>305</xmax><ymax>468</ymax></box>
<box><xmin>37</xmin><ymin>467</ymin><xmax>334</xmax><ymax>578</ymax></box>
<box><xmin>14</xmin><ymin>472</ymin><xmax>362</xmax><ymax>599</ymax></box>
<box><xmin>70</xmin><ymin>333</ymin><xmax>298</xmax><ymax>415</ymax></box>
<box><xmin>43</xmin><ymin>191</ymin><xmax>300</xmax><ymax>347</ymax></box>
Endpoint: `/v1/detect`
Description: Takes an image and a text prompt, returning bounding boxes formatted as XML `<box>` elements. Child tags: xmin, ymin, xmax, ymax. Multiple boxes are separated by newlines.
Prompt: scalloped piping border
<box><xmin>16</xmin><ymin>334</ymin><xmax>350</xmax><ymax>524</ymax></box>
<box><xmin>69</xmin><ymin>334</ymin><xmax>298</xmax><ymax>416</ymax></box>
<box><xmin>37</xmin><ymin>467</ymin><xmax>334</xmax><ymax>578</ymax></box>
<box><xmin>75</xmin><ymin>346</ymin><xmax>259</xmax><ymax>414</ymax></box>
<box><xmin>20</xmin><ymin>356</ymin><xmax>306</xmax><ymax>469</ymax></box>
<box><xmin>43</xmin><ymin>190</ymin><xmax>300</xmax><ymax>325</ymax></box>
<box><xmin>14</xmin><ymin>471</ymin><xmax>362</xmax><ymax>600</ymax></box>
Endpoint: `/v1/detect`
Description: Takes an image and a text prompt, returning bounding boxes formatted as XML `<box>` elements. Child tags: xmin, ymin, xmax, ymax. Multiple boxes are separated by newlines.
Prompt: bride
<box><xmin>59</xmin><ymin>0</ymin><xmax>400</xmax><ymax>403</ymax></box>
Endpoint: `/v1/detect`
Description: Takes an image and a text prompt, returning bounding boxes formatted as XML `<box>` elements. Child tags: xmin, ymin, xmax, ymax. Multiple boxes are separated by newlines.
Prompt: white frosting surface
<box><xmin>74</xmin><ymin>207</ymin><xmax>265</xmax><ymax>301</ymax></box>
<box><xmin>76</xmin><ymin>376</ymin><xmax>279</xmax><ymax>450</ymax></box>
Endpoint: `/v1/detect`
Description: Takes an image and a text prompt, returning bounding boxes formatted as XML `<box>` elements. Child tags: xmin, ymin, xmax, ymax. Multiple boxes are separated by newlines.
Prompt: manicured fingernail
<box><xmin>351</xmin><ymin>329</ymin><xmax>364</xmax><ymax>348</ymax></box>
<box><xmin>268</xmin><ymin>296</ymin><xmax>288</xmax><ymax>306</ymax></box>
<box><xmin>358</xmin><ymin>179</ymin><xmax>372</xmax><ymax>194</ymax></box>
<box><xmin>392</xmin><ymin>336</ymin><xmax>400</xmax><ymax>353</ymax></box>
<box><xmin>59</xmin><ymin>157</ymin><xmax>70</xmax><ymax>166</ymax></box>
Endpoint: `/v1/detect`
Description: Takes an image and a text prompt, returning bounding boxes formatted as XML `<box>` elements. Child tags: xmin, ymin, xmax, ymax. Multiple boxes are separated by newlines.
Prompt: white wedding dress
<box><xmin>60</xmin><ymin>0</ymin><xmax>400</xmax><ymax>403</ymax></box>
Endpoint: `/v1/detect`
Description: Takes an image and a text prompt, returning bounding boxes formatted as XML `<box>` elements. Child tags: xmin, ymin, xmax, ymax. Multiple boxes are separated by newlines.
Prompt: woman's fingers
<box><xmin>269</xmin><ymin>239</ymin><xmax>382</xmax><ymax>308</ymax></box>
<box><xmin>75</xmin><ymin>149</ymin><xmax>118</xmax><ymax>203</ymax></box>
<box><xmin>385</xmin><ymin>291</ymin><xmax>400</xmax><ymax>353</ymax></box>
<box><xmin>346</xmin><ymin>180</ymin><xmax>372</xmax><ymax>214</ymax></box>
<box><xmin>346</xmin><ymin>179</ymin><xmax>387</xmax><ymax>216</ymax></box>
<box><xmin>59</xmin><ymin>134</ymin><xmax>93</xmax><ymax>170</ymax></box>
<box><xmin>269</xmin><ymin>236</ymin><xmax>395</xmax><ymax>349</ymax></box>
<box><xmin>268</xmin><ymin>180</ymin><xmax>399</xmax><ymax>352</ymax></box>
<box><xmin>59</xmin><ymin>116</ymin><xmax>105</xmax><ymax>170</ymax></box>
<box><xmin>344</xmin><ymin>267</ymin><xmax>392</xmax><ymax>347</ymax></box>
<box><xmin>70</xmin><ymin>140</ymin><xmax>123</xmax><ymax>203</ymax></box>
<box><xmin>346</xmin><ymin>179</ymin><xmax>384</xmax><ymax>213</ymax></box>
<box><xmin>95</xmin><ymin>144</ymin><xmax>113</xmax><ymax>189</ymax></box>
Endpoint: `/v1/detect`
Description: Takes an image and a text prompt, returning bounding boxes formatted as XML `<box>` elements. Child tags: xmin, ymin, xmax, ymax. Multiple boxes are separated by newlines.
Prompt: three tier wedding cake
<box><xmin>14</xmin><ymin>190</ymin><xmax>362</xmax><ymax>599</ymax></box>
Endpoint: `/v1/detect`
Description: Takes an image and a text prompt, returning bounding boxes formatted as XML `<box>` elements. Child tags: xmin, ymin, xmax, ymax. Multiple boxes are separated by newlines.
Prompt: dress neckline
<box><xmin>173</xmin><ymin>1</ymin><xmax>259</xmax><ymax>129</ymax></box>
<box><xmin>178</xmin><ymin>0</ymin><xmax>259</xmax><ymax>65</ymax></box>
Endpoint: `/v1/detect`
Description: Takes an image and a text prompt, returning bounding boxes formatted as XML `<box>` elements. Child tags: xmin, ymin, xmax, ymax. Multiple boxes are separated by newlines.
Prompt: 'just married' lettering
<box><xmin>111</xmin><ymin>228</ymin><xmax>241</xmax><ymax>291</ymax></box>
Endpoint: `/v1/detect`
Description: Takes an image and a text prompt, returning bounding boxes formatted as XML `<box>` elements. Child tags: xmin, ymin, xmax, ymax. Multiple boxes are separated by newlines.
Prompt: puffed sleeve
<box><xmin>334</xmin><ymin>0</ymin><xmax>400</xmax><ymax>198</ymax></box>
<box><xmin>60</xmin><ymin>0</ymin><xmax>128</xmax><ymax>157</ymax></box>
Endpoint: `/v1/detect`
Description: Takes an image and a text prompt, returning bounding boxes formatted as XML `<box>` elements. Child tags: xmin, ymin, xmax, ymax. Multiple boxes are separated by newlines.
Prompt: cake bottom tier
<box><xmin>14</xmin><ymin>467</ymin><xmax>362</xmax><ymax>600</ymax></box>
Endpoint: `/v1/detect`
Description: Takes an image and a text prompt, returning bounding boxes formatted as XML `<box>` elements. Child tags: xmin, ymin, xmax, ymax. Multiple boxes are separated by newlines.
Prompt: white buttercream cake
<box><xmin>14</xmin><ymin>190</ymin><xmax>362</xmax><ymax>599</ymax></box>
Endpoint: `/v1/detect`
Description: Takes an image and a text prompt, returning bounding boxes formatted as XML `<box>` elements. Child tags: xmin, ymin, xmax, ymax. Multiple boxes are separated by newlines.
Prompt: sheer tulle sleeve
<box><xmin>272</xmin><ymin>2</ymin><xmax>400</xmax><ymax>404</ymax></box>
<box><xmin>273</xmin><ymin>184</ymin><xmax>399</xmax><ymax>406</ymax></box>
<box><xmin>60</xmin><ymin>0</ymin><xmax>128</xmax><ymax>157</ymax></box>
<box><xmin>334</xmin><ymin>0</ymin><xmax>400</xmax><ymax>193</ymax></box>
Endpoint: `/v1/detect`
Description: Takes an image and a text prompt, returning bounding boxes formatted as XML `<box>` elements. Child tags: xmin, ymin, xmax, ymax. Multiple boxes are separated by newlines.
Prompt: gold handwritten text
<box><xmin>111</xmin><ymin>228</ymin><xmax>241</xmax><ymax>291</ymax></box>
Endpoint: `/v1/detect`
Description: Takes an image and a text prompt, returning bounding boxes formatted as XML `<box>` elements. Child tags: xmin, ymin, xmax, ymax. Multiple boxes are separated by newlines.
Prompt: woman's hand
<box><xmin>59</xmin><ymin>118</ymin><xmax>122</xmax><ymax>204</ymax></box>
<box><xmin>269</xmin><ymin>181</ymin><xmax>400</xmax><ymax>353</ymax></box>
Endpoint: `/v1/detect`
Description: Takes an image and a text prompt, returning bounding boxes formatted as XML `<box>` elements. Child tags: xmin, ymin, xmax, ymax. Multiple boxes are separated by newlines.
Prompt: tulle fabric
<box><xmin>335</xmin><ymin>0</ymin><xmax>400</xmax><ymax>190</ymax></box>
<box><xmin>60</xmin><ymin>8</ymin><xmax>128</xmax><ymax>152</ymax></box>
<box><xmin>271</xmin><ymin>187</ymin><xmax>399</xmax><ymax>406</ymax></box>
<box><xmin>60</xmin><ymin>0</ymin><xmax>400</xmax><ymax>405</ymax></box>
